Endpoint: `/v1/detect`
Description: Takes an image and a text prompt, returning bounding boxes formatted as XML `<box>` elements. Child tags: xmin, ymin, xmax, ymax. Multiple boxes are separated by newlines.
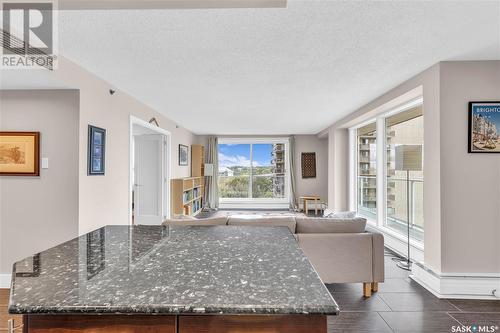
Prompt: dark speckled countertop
<box><xmin>9</xmin><ymin>225</ymin><xmax>339</xmax><ymax>315</ymax></box>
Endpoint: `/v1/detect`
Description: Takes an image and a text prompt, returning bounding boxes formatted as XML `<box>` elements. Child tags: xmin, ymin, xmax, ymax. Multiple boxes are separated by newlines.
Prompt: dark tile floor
<box><xmin>326</xmin><ymin>251</ymin><xmax>500</xmax><ymax>332</ymax></box>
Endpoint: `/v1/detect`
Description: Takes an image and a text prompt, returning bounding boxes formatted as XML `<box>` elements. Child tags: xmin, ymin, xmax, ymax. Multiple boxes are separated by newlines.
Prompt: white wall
<box><xmin>439</xmin><ymin>61</ymin><xmax>500</xmax><ymax>273</ymax></box>
<box><xmin>0</xmin><ymin>90</ymin><xmax>79</xmax><ymax>274</ymax></box>
<box><xmin>48</xmin><ymin>57</ymin><xmax>197</xmax><ymax>235</ymax></box>
<box><xmin>2</xmin><ymin>56</ymin><xmax>198</xmax><ymax>238</ymax></box>
<box><xmin>294</xmin><ymin>135</ymin><xmax>328</xmax><ymax>205</ymax></box>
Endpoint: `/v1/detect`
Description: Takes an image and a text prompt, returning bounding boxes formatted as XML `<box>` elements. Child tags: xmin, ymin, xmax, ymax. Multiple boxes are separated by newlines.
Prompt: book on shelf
<box><xmin>193</xmin><ymin>187</ymin><xmax>200</xmax><ymax>199</ymax></box>
<box><xmin>183</xmin><ymin>190</ymin><xmax>192</xmax><ymax>204</ymax></box>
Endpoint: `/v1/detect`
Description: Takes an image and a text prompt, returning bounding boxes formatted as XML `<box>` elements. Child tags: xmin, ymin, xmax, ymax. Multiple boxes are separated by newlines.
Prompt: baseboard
<box><xmin>411</xmin><ymin>262</ymin><xmax>500</xmax><ymax>300</ymax></box>
<box><xmin>0</xmin><ymin>274</ymin><xmax>12</xmax><ymax>289</ymax></box>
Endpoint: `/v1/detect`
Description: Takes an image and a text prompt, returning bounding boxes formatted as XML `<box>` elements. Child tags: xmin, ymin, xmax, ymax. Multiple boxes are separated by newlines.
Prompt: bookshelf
<box><xmin>171</xmin><ymin>176</ymin><xmax>205</xmax><ymax>216</ymax></box>
<box><xmin>171</xmin><ymin>144</ymin><xmax>205</xmax><ymax>217</ymax></box>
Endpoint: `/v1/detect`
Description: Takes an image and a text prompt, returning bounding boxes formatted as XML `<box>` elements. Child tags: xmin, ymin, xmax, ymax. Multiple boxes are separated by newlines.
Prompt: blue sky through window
<box><xmin>218</xmin><ymin>144</ymin><xmax>272</xmax><ymax>167</ymax></box>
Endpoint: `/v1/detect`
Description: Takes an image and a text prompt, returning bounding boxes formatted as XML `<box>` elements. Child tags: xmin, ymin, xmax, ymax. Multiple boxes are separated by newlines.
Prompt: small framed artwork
<box><xmin>0</xmin><ymin>131</ymin><xmax>40</xmax><ymax>176</ymax></box>
<box><xmin>179</xmin><ymin>144</ymin><xmax>189</xmax><ymax>166</ymax></box>
<box><xmin>301</xmin><ymin>152</ymin><xmax>316</xmax><ymax>178</ymax></box>
<box><xmin>88</xmin><ymin>125</ymin><xmax>106</xmax><ymax>175</ymax></box>
<box><xmin>468</xmin><ymin>101</ymin><xmax>500</xmax><ymax>153</ymax></box>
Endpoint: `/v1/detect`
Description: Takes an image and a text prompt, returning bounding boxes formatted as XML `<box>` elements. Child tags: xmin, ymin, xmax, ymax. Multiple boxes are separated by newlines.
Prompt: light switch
<box><xmin>41</xmin><ymin>158</ymin><xmax>49</xmax><ymax>169</ymax></box>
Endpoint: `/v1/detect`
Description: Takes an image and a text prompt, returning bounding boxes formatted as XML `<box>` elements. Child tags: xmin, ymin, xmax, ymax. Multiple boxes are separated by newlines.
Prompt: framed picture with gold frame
<box><xmin>0</xmin><ymin>132</ymin><xmax>40</xmax><ymax>176</ymax></box>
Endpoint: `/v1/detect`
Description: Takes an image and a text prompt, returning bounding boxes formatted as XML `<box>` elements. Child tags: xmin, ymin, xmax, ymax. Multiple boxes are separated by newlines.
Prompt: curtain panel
<box><xmin>205</xmin><ymin>136</ymin><xmax>219</xmax><ymax>209</ymax></box>
<box><xmin>289</xmin><ymin>135</ymin><xmax>298</xmax><ymax>210</ymax></box>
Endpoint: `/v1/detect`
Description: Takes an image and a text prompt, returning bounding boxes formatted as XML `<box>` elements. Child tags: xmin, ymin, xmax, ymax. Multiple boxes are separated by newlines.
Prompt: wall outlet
<box><xmin>41</xmin><ymin>158</ymin><xmax>49</xmax><ymax>169</ymax></box>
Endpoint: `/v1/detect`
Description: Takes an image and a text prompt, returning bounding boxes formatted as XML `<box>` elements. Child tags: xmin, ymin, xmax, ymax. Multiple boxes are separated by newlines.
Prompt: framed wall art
<box><xmin>88</xmin><ymin>125</ymin><xmax>106</xmax><ymax>175</ymax></box>
<box><xmin>0</xmin><ymin>131</ymin><xmax>40</xmax><ymax>176</ymax></box>
<box><xmin>179</xmin><ymin>144</ymin><xmax>189</xmax><ymax>166</ymax></box>
<box><xmin>468</xmin><ymin>101</ymin><xmax>500</xmax><ymax>153</ymax></box>
<box><xmin>301</xmin><ymin>152</ymin><xmax>316</xmax><ymax>178</ymax></box>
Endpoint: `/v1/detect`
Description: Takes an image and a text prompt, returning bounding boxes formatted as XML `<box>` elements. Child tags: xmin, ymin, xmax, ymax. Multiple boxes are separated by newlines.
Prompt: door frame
<box><xmin>129</xmin><ymin>115</ymin><xmax>172</xmax><ymax>225</ymax></box>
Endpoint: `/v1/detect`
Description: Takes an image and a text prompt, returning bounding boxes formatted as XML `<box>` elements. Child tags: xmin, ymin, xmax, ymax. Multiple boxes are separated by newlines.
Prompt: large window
<box><xmin>218</xmin><ymin>139</ymin><xmax>288</xmax><ymax>205</ymax></box>
<box><xmin>351</xmin><ymin>100</ymin><xmax>424</xmax><ymax>244</ymax></box>
<box><xmin>385</xmin><ymin>106</ymin><xmax>424</xmax><ymax>241</ymax></box>
<box><xmin>218</xmin><ymin>144</ymin><xmax>250</xmax><ymax>198</ymax></box>
<box><xmin>357</xmin><ymin>122</ymin><xmax>377</xmax><ymax>220</ymax></box>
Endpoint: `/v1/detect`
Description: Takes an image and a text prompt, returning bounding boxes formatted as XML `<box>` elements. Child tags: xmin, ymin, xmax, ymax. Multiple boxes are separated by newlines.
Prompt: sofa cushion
<box><xmin>162</xmin><ymin>216</ymin><xmax>228</xmax><ymax>226</ymax></box>
<box><xmin>227</xmin><ymin>216</ymin><xmax>296</xmax><ymax>233</ymax></box>
<box><xmin>295</xmin><ymin>217</ymin><xmax>366</xmax><ymax>234</ymax></box>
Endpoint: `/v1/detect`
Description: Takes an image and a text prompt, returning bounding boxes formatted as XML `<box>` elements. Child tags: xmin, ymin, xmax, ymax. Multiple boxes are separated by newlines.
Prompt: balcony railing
<box><xmin>357</xmin><ymin>175</ymin><xmax>424</xmax><ymax>241</ymax></box>
<box><xmin>218</xmin><ymin>174</ymin><xmax>285</xmax><ymax>199</ymax></box>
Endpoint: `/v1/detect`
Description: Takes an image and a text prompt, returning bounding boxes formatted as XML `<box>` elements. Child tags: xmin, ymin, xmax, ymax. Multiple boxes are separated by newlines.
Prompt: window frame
<box><xmin>218</xmin><ymin>137</ymin><xmax>290</xmax><ymax>208</ymax></box>
<box><xmin>349</xmin><ymin>97</ymin><xmax>424</xmax><ymax>249</ymax></box>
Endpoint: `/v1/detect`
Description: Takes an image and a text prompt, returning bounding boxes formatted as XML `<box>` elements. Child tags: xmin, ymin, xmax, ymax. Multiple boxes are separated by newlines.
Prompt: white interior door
<box><xmin>134</xmin><ymin>134</ymin><xmax>164</xmax><ymax>225</ymax></box>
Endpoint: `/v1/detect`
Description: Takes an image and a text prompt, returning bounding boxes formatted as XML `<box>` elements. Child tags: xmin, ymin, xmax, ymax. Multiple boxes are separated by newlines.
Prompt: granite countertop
<box><xmin>9</xmin><ymin>225</ymin><xmax>339</xmax><ymax>315</ymax></box>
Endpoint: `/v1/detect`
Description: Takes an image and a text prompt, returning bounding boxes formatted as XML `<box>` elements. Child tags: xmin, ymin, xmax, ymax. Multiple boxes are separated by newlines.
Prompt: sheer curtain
<box><xmin>205</xmin><ymin>136</ymin><xmax>219</xmax><ymax>209</ymax></box>
<box><xmin>288</xmin><ymin>136</ymin><xmax>298</xmax><ymax>210</ymax></box>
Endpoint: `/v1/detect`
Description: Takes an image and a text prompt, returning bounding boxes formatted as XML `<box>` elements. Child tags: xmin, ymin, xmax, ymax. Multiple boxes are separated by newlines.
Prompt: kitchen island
<box><xmin>9</xmin><ymin>225</ymin><xmax>338</xmax><ymax>332</ymax></box>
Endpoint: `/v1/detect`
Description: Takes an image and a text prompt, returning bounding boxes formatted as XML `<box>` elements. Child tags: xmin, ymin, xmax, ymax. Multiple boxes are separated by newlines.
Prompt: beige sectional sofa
<box><xmin>162</xmin><ymin>215</ymin><xmax>384</xmax><ymax>297</ymax></box>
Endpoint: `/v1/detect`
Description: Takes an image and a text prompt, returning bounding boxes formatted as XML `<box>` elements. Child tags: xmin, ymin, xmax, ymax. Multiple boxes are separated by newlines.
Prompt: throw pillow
<box><xmin>323</xmin><ymin>210</ymin><xmax>356</xmax><ymax>219</ymax></box>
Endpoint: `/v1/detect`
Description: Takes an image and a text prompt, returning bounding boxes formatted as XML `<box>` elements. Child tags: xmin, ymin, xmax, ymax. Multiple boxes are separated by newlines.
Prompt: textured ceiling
<box><xmin>38</xmin><ymin>1</ymin><xmax>500</xmax><ymax>133</ymax></box>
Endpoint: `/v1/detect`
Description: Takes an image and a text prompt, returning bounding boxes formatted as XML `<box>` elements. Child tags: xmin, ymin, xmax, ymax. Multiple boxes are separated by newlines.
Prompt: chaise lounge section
<box><xmin>163</xmin><ymin>215</ymin><xmax>384</xmax><ymax>297</ymax></box>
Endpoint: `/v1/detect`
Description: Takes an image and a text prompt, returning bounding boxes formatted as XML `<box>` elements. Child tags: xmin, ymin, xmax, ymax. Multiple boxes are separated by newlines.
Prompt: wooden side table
<box><xmin>300</xmin><ymin>195</ymin><xmax>321</xmax><ymax>216</ymax></box>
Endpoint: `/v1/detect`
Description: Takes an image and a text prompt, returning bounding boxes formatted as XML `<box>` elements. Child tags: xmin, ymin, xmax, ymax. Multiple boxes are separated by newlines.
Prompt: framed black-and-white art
<box><xmin>88</xmin><ymin>125</ymin><xmax>106</xmax><ymax>175</ymax></box>
<box><xmin>468</xmin><ymin>101</ymin><xmax>500</xmax><ymax>153</ymax></box>
<box><xmin>179</xmin><ymin>144</ymin><xmax>189</xmax><ymax>166</ymax></box>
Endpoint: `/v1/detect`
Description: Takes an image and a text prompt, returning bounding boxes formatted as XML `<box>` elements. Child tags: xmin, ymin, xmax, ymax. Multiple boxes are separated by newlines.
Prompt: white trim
<box><xmin>376</xmin><ymin>117</ymin><xmax>386</xmax><ymax>224</ymax></box>
<box><xmin>411</xmin><ymin>263</ymin><xmax>500</xmax><ymax>300</ymax></box>
<box><xmin>349</xmin><ymin>92</ymin><xmax>425</xmax><ymax>250</ymax></box>
<box><xmin>0</xmin><ymin>274</ymin><xmax>11</xmax><ymax>289</ymax></box>
<box><xmin>129</xmin><ymin>116</ymin><xmax>172</xmax><ymax>224</ymax></box>
<box><xmin>348</xmin><ymin>128</ymin><xmax>356</xmax><ymax>211</ymax></box>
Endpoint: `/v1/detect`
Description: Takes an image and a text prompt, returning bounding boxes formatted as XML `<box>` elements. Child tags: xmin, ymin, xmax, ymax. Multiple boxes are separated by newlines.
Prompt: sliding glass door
<box><xmin>385</xmin><ymin>106</ymin><xmax>424</xmax><ymax>241</ymax></box>
<box><xmin>352</xmin><ymin>100</ymin><xmax>424</xmax><ymax>244</ymax></box>
<box><xmin>357</xmin><ymin>122</ymin><xmax>377</xmax><ymax>220</ymax></box>
<box><xmin>218</xmin><ymin>139</ymin><xmax>289</xmax><ymax>207</ymax></box>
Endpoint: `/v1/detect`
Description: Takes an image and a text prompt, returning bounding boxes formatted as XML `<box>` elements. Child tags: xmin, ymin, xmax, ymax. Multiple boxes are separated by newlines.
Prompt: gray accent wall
<box><xmin>0</xmin><ymin>90</ymin><xmax>80</xmax><ymax>274</ymax></box>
